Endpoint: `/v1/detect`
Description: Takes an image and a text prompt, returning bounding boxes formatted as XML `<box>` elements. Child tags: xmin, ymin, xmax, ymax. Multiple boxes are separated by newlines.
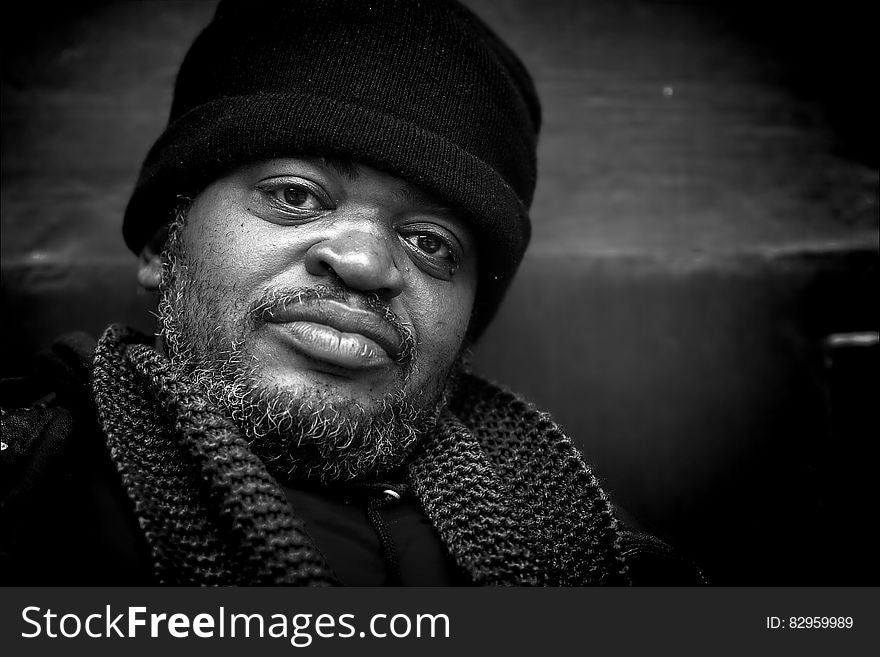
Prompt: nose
<box><xmin>304</xmin><ymin>229</ymin><xmax>405</xmax><ymax>300</ymax></box>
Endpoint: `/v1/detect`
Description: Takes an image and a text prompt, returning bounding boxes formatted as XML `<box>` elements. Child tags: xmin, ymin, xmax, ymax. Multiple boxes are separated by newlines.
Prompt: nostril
<box><xmin>304</xmin><ymin>241</ymin><xmax>338</xmax><ymax>278</ymax></box>
<box><xmin>316</xmin><ymin>260</ymin><xmax>336</xmax><ymax>277</ymax></box>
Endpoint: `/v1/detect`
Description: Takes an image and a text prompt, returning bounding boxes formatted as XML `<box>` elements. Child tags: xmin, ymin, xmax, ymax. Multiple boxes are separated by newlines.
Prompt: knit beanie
<box><xmin>123</xmin><ymin>0</ymin><xmax>541</xmax><ymax>337</ymax></box>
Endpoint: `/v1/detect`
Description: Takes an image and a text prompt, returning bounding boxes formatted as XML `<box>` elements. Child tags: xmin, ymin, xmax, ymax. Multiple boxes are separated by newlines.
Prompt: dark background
<box><xmin>2</xmin><ymin>0</ymin><xmax>877</xmax><ymax>584</ymax></box>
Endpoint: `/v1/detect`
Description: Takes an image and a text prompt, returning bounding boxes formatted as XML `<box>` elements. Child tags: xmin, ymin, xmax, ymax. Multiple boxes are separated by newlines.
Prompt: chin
<box><xmin>250</xmin><ymin>365</ymin><xmax>408</xmax><ymax>411</ymax></box>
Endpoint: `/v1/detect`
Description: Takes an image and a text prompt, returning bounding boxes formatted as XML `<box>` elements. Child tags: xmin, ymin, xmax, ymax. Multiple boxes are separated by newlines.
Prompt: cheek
<box><xmin>408</xmin><ymin>282</ymin><xmax>475</xmax><ymax>362</ymax></box>
<box><xmin>184</xmin><ymin>213</ymin><xmax>297</xmax><ymax>297</ymax></box>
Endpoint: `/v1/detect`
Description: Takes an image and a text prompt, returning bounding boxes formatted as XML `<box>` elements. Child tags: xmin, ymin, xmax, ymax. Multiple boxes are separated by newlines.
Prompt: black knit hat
<box><xmin>124</xmin><ymin>0</ymin><xmax>541</xmax><ymax>337</ymax></box>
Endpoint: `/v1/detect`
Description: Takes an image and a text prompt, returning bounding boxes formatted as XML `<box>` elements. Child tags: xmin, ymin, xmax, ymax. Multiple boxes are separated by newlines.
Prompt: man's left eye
<box><xmin>399</xmin><ymin>226</ymin><xmax>462</xmax><ymax>280</ymax></box>
<box><xmin>405</xmin><ymin>233</ymin><xmax>452</xmax><ymax>259</ymax></box>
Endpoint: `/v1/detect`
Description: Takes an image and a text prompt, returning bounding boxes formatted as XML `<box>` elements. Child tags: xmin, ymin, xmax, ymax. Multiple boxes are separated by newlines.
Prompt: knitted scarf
<box><xmin>92</xmin><ymin>324</ymin><xmax>629</xmax><ymax>586</ymax></box>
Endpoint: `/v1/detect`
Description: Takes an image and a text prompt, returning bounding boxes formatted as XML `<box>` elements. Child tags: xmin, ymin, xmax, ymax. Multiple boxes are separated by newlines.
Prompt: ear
<box><xmin>136</xmin><ymin>225</ymin><xmax>170</xmax><ymax>291</ymax></box>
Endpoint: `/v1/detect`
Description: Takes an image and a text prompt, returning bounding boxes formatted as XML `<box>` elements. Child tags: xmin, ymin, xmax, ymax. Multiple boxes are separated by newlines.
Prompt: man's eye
<box><xmin>399</xmin><ymin>225</ymin><xmax>463</xmax><ymax>280</ymax></box>
<box><xmin>255</xmin><ymin>176</ymin><xmax>333</xmax><ymax>219</ymax></box>
<box><xmin>407</xmin><ymin>234</ymin><xmax>451</xmax><ymax>259</ymax></box>
<box><xmin>274</xmin><ymin>185</ymin><xmax>324</xmax><ymax>210</ymax></box>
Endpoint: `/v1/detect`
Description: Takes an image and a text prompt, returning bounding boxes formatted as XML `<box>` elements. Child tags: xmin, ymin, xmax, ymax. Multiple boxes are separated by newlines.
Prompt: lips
<box><xmin>262</xmin><ymin>298</ymin><xmax>406</xmax><ymax>370</ymax></box>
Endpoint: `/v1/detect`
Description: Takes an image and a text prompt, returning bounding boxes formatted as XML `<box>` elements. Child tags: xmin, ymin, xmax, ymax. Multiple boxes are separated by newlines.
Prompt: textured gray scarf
<box><xmin>92</xmin><ymin>324</ymin><xmax>629</xmax><ymax>586</ymax></box>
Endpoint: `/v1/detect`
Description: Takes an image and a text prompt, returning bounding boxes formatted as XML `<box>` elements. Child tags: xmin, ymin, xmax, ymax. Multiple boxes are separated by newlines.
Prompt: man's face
<box><xmin>155</xmin><ymin>157</ymin><xmax>477</xmax><ymax>482</ymax></box>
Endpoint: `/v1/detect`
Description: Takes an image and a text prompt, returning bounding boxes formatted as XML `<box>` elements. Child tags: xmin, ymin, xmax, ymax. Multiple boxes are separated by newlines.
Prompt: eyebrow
<box><xmin>320</xmin><ymin>155</ymin><xmax>452</xmax><ymax>212</ymax></box>
<box><xmin>392</xmin><ymin>184</ymin><xmax>453</xmax><ymax>213</ymax></box>
<box><xmin>395</xmin><ymin>184</ymin><xmax>473</xmax><ymax>246</ymax></box>
<box><xmin>319</xmin><ymin>155</ymin><xmax>359</xmax><ymax>182</ymax></box>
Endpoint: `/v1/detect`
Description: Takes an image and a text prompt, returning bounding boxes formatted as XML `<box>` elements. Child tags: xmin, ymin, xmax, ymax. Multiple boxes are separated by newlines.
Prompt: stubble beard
<box><xmin>155</xmin><ymin>214</ymin><xmax>456</xmax><ymax>484</ymax></box>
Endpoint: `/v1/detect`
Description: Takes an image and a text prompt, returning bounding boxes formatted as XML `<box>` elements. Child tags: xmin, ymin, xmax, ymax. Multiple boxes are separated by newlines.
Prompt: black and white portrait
<box><xmin>1</xmin><ymin>0</ymin><xmax>876</xmax><ymax>587</ymax></box>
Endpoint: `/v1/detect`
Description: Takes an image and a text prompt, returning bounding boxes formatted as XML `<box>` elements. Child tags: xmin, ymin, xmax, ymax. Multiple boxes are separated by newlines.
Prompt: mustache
<box><xmin>248</xmin><ymin>284</ymin><xmax>417</xmax><ymax>367</ymax></box>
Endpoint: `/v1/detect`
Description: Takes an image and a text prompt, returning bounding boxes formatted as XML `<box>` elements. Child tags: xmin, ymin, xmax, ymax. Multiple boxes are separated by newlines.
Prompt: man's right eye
<box><xmin>256</xmin><ymin>177</ymin><xmax>334</xmax><ymax>218</ymax></box>
<box><xmin>274</xmin><ymin>185</ymin><xmax>324</xmax><ymax>210</ymax></box>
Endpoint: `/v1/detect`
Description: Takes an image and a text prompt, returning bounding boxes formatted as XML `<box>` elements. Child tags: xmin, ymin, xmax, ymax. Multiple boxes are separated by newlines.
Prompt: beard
<box><xmin>155</xmin><ymin>214</ymin><xmax>456</xmax><ymax>484</ymax></box>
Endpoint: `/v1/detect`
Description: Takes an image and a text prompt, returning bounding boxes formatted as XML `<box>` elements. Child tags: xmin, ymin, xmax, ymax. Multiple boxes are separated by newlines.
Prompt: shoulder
<box><xmin>449</xmin><ymin>374</ymin><xmax>706</xmax><ymax>585</ymax></box>
<box><xmin>1</xmin><ymin>387</ymin><xmax>78</xmax><ymax>508</ymax></box>
<box><xmin>1</xmin><ymin>333</ymin><xmax>156</xmax><ymax>584</ymax></box>
<box><xmin>0</xmin><ymin>377</ymin><xmax>91</xmax><ymax>583</ymax></box>
<box><xmin>1</xmin><ymin>333</ymin><xmax>95</xmax><ymax>526</ymax></box>
<box><xmin>1</xmin><ymin>332</ymin><xmax>97</xmax><ymax>498</ymax></box>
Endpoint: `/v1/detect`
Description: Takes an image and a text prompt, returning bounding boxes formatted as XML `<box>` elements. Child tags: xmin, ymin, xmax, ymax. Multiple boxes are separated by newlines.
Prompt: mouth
<box><xmin>261</xmin><ymin>299</ymin><xmax>408</xmax><ymax>371</ymax></box>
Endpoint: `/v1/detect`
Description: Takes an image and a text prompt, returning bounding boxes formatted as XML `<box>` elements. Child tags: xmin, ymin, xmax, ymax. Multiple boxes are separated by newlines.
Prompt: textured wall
<box><xmin>2</xmin><ymin>0</ymin><xmax>877</xmax><ymax>583</ymax></box>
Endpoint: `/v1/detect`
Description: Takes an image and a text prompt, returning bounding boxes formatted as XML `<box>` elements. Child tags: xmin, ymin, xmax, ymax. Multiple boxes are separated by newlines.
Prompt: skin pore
<box><xmin>139</xmin><ymin>157</ymin><xmax>478</xmax><ymax>483</ymax></box>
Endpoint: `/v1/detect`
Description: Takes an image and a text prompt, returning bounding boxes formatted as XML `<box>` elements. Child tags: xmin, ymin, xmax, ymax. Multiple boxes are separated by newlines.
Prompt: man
<box><xmin>1</xmin><ymin>0</ymin><xmax>700</xmax><ymax>585</ymax></box>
